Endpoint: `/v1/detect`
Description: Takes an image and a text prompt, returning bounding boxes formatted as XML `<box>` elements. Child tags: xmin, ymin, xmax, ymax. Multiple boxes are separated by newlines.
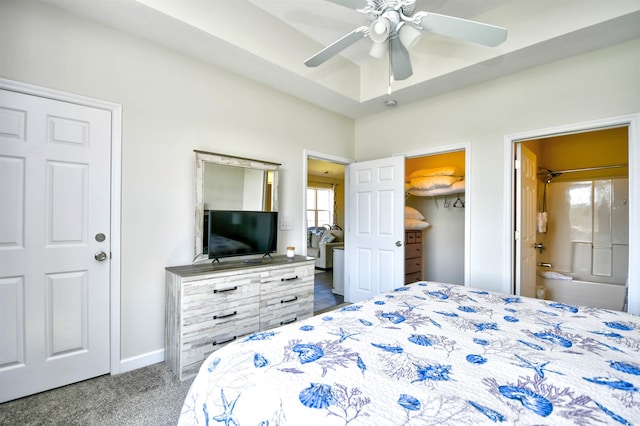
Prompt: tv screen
<box><xmin>207</xmin><ymin>210</ymin><xmax>278</xmax><ymax>261</ymax></box>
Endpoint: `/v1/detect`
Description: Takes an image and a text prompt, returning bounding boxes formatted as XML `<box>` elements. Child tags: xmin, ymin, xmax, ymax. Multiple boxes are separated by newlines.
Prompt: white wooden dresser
<box><xmin>165</xmin><ymin>255</ymin><xmax>315</xmax><ymax>380</ymax></box>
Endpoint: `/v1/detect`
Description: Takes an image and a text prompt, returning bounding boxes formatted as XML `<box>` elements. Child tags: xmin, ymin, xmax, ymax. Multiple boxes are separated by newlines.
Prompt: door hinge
<box><xmin>514</xmin><ymin>160</ymin><xmax>521</xmax><ymax>170</ymax></box>
<box><xmin>514</xmin><ymin>230</ymin><xmax>520</xmax><ymax>241</ymax></box>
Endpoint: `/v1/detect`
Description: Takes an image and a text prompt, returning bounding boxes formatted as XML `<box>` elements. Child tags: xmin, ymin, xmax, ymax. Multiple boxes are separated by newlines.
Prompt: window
<box><xmin>307</xmin><ymin>187</ymin><xmax>334</xmax><ymax>227</ymax></box>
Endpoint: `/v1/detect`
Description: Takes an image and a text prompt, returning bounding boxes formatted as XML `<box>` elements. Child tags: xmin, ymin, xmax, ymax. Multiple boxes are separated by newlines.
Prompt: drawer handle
<box><xmin>212</xmin><ymin>336</ymin><xmax>236</xmax><ymax>346</ymax></box>
<box><xmin>281</xmin><ymin>296</ymin><xmax>298</xmax><ymax>304</ymax></box>
<box><xmin>281</xmin><ymin>275</ymin><xmax>299</xmax><ymax>282</ymax></box>
<box><xmin>213</xmin><ymin>311</ymin><xmax>237</xmax><ymax>320</ymax></box>
<box><xmin>214</xmin><ymin>286</ymin><xmax>238</xmax><ymax>294</ymax></box>
<box><xmin>280</xmin><ymin>317</ymin><xmax>297</xmax><ymax>325</ymax></box>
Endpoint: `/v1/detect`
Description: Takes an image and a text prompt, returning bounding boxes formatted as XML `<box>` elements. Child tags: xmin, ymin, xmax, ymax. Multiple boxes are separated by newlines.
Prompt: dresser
<box><xmin>404</xmin><ymin>230</ymin><xmax>423</xmax><ymax>284</ymax></box>
<box><xmin>165</xmin><ymin>255</ymin><xmax>315</xmax><ymax>380</ymax></box>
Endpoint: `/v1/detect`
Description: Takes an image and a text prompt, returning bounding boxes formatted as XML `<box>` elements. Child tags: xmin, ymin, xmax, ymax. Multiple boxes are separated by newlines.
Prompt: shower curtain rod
<box><xmin>538</xmin><ymin>164</ymin><xmax>628</xmax><ymax>181</ymax></box>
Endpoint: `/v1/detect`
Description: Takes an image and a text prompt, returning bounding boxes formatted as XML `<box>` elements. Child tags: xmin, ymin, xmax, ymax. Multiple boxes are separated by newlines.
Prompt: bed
<box><xmin>178</xmin><ymin>281</ymin><xmax>640</xmax><ymax>425</ymax></box>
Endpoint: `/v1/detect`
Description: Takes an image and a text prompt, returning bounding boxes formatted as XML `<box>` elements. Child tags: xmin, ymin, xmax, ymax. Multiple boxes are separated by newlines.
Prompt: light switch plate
<box><xmin>280</xmin><ymin>217</ymin><xmax>293</xmax><ymax>230</ymax></box>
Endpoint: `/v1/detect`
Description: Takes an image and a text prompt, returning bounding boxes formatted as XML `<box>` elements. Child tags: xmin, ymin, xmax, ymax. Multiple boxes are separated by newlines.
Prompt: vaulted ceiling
<box><xmin>38</xmin><ymin>0</ymin><xmax>640</xmax><ymax>118</ymax></box>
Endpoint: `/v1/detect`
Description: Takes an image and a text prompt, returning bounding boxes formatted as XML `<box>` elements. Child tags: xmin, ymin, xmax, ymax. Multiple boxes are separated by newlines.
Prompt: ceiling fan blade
<box><xmin>304</xmin><ymin>26</ymin><xmax>369</xmax><ymax>67</ymax></box>
<box><xmin>389</xmin><ymin>35</ymin><xmax>413</xmax><ymax>80</ymax></box>
<box><xmin>324</xmin><ymin>0</ymin><xmax>369</xmax><ymax>11</ymax></box>
<box><xmin>413</xmin><ymin>12</ymin><xmax>507</xmax><ymax>47</ymax></box>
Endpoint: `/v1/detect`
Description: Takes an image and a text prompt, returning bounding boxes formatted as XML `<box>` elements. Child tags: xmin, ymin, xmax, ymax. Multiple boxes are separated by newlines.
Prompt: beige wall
<box><xmin>0</xmin><ymin>0</ymin><xmax>354</xmax><ymax>364</ymax></box>
<box><xmin>355</xmin><ymin>38</ymin><xmax>640</xmax><ymax>292</ymax></box>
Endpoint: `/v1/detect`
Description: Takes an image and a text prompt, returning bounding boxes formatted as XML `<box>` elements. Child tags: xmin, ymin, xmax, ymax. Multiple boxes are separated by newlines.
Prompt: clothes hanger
<box><xmin>453</xmin><ymin>195</ymin><xmax>465</xmax><ymax>208</ymax></box>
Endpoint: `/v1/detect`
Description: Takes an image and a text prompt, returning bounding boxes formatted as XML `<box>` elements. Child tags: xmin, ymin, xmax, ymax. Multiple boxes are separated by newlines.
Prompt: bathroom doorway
<box><xmin>509</xmin><ymin>117</ymin><xmax>638</xmax><ymax>313</ymax></box>
<box><xmin>516</xmin><ymin>127</ymin><xmax>628</xmax><ymax>309</ymax></box>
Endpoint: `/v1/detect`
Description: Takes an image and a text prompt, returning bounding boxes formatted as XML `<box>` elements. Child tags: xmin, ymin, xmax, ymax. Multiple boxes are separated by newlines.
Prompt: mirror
<box><xmin>194</xmin><ymin>150</ymin><xmax>280</xmax><ymax>261</ymax></box>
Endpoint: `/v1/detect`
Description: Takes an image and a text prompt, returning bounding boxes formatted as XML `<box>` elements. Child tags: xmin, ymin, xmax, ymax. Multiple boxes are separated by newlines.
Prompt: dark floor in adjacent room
<box><xmin>313</xmin><ymin>269</ymin><xmax>344</xmax><ymax>313</ymax></box>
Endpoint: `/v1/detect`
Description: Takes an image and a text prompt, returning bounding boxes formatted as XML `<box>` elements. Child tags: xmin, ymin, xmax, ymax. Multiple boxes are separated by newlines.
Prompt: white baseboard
<box><xmin>117</xmin><ymin>349</ymin><xmax>165</xmax><ymax>374</ymax></box>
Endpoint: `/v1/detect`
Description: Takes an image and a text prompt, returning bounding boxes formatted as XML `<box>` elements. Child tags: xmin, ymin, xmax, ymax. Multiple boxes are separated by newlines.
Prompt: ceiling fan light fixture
<box><xmin>398</xmin><ymin>23</ymin><xmax>422</xmax><ymax>49</ymax></box>
<box><xmin>369</xmin><ymin>17</ymin><xmax>390</xmax><ymax>43</ymax></box>
<box><xmin>369</xmin><ymin>40</ymin><xmax>388</xmax><ymax>58</ymax></box>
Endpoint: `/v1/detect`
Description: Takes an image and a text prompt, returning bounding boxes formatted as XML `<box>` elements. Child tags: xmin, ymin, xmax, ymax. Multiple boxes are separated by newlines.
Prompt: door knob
<box><xmin>396</xmin><ymin>241</ymin><xmax>403</xmax><ymax>247</ymax></box>
<box><xmin>95</xmin><ymin>251</ymin><xmax>108</xmax><ymax>261</ymax></box>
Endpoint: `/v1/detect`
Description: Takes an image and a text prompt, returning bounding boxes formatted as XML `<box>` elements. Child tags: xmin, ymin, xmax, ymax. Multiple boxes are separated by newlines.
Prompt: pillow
<box><xmin>408</xmin><ymin>166</ymin><xmax>463</xmax><ymax>178</ymax></box>
<box><xmin>405</xmin><ymin>218</ymin><xmax>431</xmax><ymax>230</ymax></box>
<box><xmin>407</xmin><ymin>176</ymin><xmax>459</xmax><ymax>191</ymax></box>
<box><xmin>319</xmin><ymin>230</ymin><xmax>336</xmax><ymax>244</ymax></box>
<box><xmin>330</xmin><ymin>230</ymin><xmax>343</xmax><ymax>241</ymax></box>
<box><xmin>404</xmin><ymin>206</ymin><xmax>425</xmax><ymax>220</ymax></box>
<box><xmin>310</xmin><ymin>233</ymin><xmax>322</xmax><ymax>248</ymax></box>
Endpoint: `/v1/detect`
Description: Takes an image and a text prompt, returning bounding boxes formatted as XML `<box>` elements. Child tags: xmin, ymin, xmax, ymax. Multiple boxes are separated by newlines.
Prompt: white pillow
<box><xmin>330</xmin><ymin>230</ymin><xmax>343</xmax><ymax>241</ymax></box>
<box><xmin>310</xmin><ymin>234</ymin><xmax>321</xmax><ymax>248</ymax></box>
<box><xmin>319</xmin><ymin>230</ymin><xmax>336</xmax><ymax>244</ymax></box>
<box><xmin>408</xmin><ymin>166</ymin><xmax>463</xmax><ymax>178</ymax></box>
<box><xmin>408</xmin><ymin>176</ymin><xmax>459</xmax><ymax>190</ymax></box>
<box><xmin>405</xmin><ymin>218</ymin><xmax>431</xmax><ymax>230</ymax></box>
<box><xmin>404</xmin><ymin>206</ymin><xmax>425</xmax><ymax>220</ymax></box>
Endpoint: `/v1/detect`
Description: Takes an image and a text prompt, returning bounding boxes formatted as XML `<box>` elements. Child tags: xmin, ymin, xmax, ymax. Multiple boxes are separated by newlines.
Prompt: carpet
<box><xmin>0</xmin><ymin>363</ymin><xmax>192</xmax><ymax>426</ymax></box>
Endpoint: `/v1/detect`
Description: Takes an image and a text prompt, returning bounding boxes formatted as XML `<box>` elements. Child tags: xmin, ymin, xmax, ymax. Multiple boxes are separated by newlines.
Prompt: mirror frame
<box><xmin>194</xmin><ymin>149</ymin><xmax>280</xmax><ymax>262</ymax></box>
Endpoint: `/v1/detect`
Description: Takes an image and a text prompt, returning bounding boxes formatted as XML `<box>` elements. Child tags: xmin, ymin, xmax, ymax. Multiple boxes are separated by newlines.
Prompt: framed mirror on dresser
<box><xmin>193</xmin><ymin>150</ymin><xmax>280</xmax><ymax>263</ymax></box>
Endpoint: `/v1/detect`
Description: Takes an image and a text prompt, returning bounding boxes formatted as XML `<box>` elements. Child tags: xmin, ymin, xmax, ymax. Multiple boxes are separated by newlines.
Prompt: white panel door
<box><xmin>346</xmin><ymin>156</ymin><xmax>404</xmax><ymax>303</ymax></box>
<box><xmin>515</xmin><ymin>144</ymin><xmax>538</xmax><ymax>298</ymax></box>
<box><xmin>0</xmin><ymin>89</ymin><xmax>111</xmax><ymax>402</ymax></box>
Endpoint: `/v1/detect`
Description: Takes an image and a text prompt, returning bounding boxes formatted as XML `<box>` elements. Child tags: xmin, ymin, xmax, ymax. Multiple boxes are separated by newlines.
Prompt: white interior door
<box><xmin>0</xmin><ymin>89</ymin><xmax>111</xmax><ymax>402</ymax></box>
<box><xmin>515</xmin><ymin>143</ymin><xmax>538</xmax><ymax>297</ymax></box>
<box><xmin>346</xmin><ymin>156</ymin><xmax>404</xmax><ymax>303</ymax></box>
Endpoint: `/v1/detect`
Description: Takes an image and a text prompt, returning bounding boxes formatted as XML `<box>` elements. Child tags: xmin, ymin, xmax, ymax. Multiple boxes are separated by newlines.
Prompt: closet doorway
<box><xmin>304</xmin><ymin>151</ymin><xmax>351</xmax><ymax>313</ymax></box>
<box><xmin>405</xmin><ymin>145</ymin><xmax>470</xmax><ymax>287</ymax></box>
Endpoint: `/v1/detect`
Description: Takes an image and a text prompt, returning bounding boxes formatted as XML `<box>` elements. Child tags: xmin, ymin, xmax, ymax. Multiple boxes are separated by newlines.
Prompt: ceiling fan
<box><xmin>304</xmin><ymin>0</ymin><xmax>508</xmax><ymax>81</ymax></box>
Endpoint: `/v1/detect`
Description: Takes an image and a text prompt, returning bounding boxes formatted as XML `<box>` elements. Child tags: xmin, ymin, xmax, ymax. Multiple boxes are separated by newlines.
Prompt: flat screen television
<box><xmin>207</xmin><ymin>210</ymin><xmax>278</xmax><ymax>262</ymax></box>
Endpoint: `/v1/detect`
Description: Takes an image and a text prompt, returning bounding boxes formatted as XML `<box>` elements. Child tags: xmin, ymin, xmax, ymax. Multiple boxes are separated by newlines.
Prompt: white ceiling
<box><xmin>38</xmin><ymin>0</ymin><xmax>640</xmax><ymax>118</ymax></box>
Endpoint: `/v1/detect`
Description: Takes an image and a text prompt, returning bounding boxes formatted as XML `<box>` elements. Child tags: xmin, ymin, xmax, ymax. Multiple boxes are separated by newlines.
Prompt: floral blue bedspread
<box><xmin>178</xmin><ymin>282</ymin><xmax>640</xmax><ymax>425</ymax></box>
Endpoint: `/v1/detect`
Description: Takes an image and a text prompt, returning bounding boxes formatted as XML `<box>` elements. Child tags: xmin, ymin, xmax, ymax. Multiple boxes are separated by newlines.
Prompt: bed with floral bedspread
<box><xmin>178</xmin><ymin>281</ymin><xmax>640</xmax><ymax>425</ymax></box>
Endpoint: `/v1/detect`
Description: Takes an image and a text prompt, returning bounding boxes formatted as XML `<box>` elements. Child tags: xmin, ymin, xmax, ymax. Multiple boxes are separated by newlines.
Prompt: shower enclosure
<box><xmin>536</xmin><ymin>175</ymin><xmax>628</xmax><ymax>310</ymax></box>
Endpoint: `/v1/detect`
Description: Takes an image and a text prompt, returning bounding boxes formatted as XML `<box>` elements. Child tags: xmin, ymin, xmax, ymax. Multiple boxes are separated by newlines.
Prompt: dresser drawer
<box><xmin>405</xmin><ymin>230</ymin><xmax>422</xmax><ymax>244</ymax></box>
<box><xmin>259</xmin><ymin>263</ymin><xmax>315</xmax><ymax>291</ymax></box>
<box><xmin>183</xmin><ymin>296</ymin><xmax>259</xmax><ymax>328</ymax></box>
<box><xmin>181</xmin><ymin>314</ymin><xmax>260</xmax><ymax>378</ymax></box>
<box><xmin>405</xmin><ymin>243</ymin><xmax>422</xmax><ymax>259</ymax></box>
<box><xmin>183</xmin><ymin>274</ymin><xmax>259</xmax><ymax>306</ymax></box>
<box><xmin>260</xmin><ymin>288</ymin><xmax>314</xmax><ymax>330</ymax></box>
<box><xmin>405</xmin><ymin>271</ymin><xmax>422</xmax><ymax>284</ymax></box>
<box><xmin>405</xmin><ymin>257</ymin><xmax>422</xmax><ymax>273</ymax></box>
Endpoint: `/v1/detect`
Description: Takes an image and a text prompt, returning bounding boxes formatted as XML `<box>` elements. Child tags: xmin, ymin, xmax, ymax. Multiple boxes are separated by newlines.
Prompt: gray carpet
<box><xmin>0</xmin><ymin>363</ymin><xmax>193</xmax><ymax>426</ymax></box>
<box><xmin>1</xmin><ymin>280</ymin><xmax>342</xmax><ymax>426</ymax></box>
